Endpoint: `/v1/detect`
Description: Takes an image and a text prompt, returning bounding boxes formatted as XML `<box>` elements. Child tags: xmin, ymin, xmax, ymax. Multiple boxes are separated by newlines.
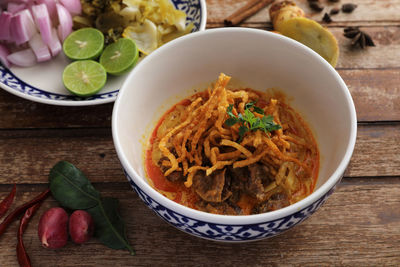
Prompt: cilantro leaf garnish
<box><xmin>225</xmin><ymin>117</ymin><xmax>238</xmax><ymax>126</ymax></box>
<box><xmin>238</xmin><ymin>125</ymin><xmax>249</xmax><ymax>138</ymax></box>
<box><xmin>253</xmin><ymin>106</ymin><xmax>265</xmax><ymax>115</ymax></box>
<box><xmin>224</xmin><ymin>102</ymin><xmax>281</xmax><ymax>141</ymax></box>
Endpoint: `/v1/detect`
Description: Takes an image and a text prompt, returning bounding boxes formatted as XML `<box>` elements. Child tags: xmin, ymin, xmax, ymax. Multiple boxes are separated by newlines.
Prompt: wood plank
<box><xmin>0</xmin><ymin>90</ymin><xmax>113</xmax><ymax>128</ymax></box>
<box><xmin>0</xmin><ymin>123</ymin><xmax>398</xmax><ymax>184</ymax></box>
<box><xmin>0</xmin><ymin>180</ymin><xmax>399</xmax><ymax>266</ymax></box>
<box><xmin>206</xmin><ymin>0</ymin><xmax>400</xmax><ymax>24</ymax></box>
<box><xmin>334</xmin><ymin>27</ymin><xmax>400</xmax><ymax>69</ymax></box>
<box><xmin>0</xmin><ymin>67</ymin><xmax>399</xmax><ymax>128</ymax></box>
<box><xmin>339</xmin><ymin>69</ymin><xmax>400</xmax><ymax>122</ymax></box>
<box><xmin>0</xmin><ymin>128</ymin><xmax>122</xmax><ymax>184</ymax></box>
<box><xmin>346</xmin><ymin>123</ymin><xmax>400</xmax><ymax>177</ymax></box>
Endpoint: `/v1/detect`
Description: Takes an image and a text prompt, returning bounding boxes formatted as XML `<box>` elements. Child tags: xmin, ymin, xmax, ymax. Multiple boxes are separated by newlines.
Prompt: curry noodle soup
<box><xmin>145</xmin><ymin>73</ymin><xmax>319</xmax><ymax>215</ymax></box>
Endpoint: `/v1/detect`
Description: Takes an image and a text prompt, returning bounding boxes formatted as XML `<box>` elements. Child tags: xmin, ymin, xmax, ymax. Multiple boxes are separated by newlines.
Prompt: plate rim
<box><xmin>0</xmin><ymin>69</ymin><xmax>119</xmax><ymax>106</ymax></box>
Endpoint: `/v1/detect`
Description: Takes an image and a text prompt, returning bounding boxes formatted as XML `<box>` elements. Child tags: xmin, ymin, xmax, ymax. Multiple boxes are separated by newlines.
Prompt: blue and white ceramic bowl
<box><xmin>112</xmin><ymin>28</ymin><xmax>357</xmax><ymax>242</ymax></box>
<box><xmin>0</xmin><ymin>0</ymin><xmax>207</xmax><ymax>106</ymax></box>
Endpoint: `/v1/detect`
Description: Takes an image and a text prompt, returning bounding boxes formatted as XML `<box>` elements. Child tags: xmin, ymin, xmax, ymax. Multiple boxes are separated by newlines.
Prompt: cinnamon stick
<box><xmin>224</xmin><ymin>0</ymin><xmax>275</xmax><ymax>26</ymax></box>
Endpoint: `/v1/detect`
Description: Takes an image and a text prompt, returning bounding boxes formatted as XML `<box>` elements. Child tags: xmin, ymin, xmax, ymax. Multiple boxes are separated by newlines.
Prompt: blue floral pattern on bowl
<box><xmin>0</xmin><ymin>0</ymin><xmax>204</xmax><ymax>104</ymax></box>
<box><xmin>125</xmin><ymin>170</ymin><xmax>340</xmax><ymax>242</ymax></box>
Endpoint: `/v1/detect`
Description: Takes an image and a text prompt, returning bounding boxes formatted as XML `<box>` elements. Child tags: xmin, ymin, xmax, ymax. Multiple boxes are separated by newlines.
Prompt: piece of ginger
<box><xmin>269</xmin><ymin>1</ymin><xmax>339</xmax><ymax>67</ymax></box>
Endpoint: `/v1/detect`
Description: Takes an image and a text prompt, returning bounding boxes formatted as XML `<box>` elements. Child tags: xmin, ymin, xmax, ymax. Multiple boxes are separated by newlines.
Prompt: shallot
<box><xmin>7</xmin><ymin>3</ymin><xmax>25</xmax><ymax>14</ymax></box>
<box><xmin>7</xmin><ymin>48</ymin><xmax>37</xmax><ymax>67</ymax></box>
<box><xmin>0</xmin><ymin>44</ymin><xmax>10</xmax><ymax>68</ymax></box>
<box><xmin>69</xmin><ymin>210</ymin><xmax>94</xmax><ymax>244</ymax></box>
<box><xmin>56</xmin><ymin>3</ymin><xmax>72</xmax><ymax>42</ymax></box>
<box><xmin>29</xmin><ymin>33</ymin><xmax>51</xmax><ymax>62</ymax></box>
<box><xmin>0</xmin><ymin>12</ymin><xmax>12</xmax><ymax>41</ymax></box>
<box><xmin>38</xmin><ymin>207</ymin><xmax>69</xmax><ymax>249</ymax></box>
<box><xmin>0</xmin><ymin>0</ymin><xmax>81</xmax><ymax>68</ymax></box>
<box><xmin>59</xmin><ymin>0</ymin><xmax>81</xmax><ymax>16</ymax></box>
<box><xmin>10</xmin><ymin>9</ymin><xmax>36</xmax><ymax>45</ymax></box>
<box><xmin>48</xmin><ymin>28</ymin><xmax>62</xmax><ymax>57</ymax></box>
<box><xmin>37</xmin><ymin>0</ymin><xmax>57</xmax><ymax>20</ymax></box>
<box><xmin>32</xmin><ymin>3</ymin><xmax>53</xmax><ymax>45</ymax></box>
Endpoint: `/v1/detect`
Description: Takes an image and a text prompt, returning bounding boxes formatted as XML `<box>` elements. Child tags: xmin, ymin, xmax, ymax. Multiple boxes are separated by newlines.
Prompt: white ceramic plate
<box><xmin>0</xmin><ymin>0</ymin><xmax>206</xmax><ymax>106</ymax></box>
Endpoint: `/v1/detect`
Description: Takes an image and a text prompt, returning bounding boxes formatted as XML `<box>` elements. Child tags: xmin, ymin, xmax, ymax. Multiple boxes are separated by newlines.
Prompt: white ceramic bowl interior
<box><xmin>113</xmin><ymin>28</ymin><xmax>357</xmax><ymax>227</ymax></box>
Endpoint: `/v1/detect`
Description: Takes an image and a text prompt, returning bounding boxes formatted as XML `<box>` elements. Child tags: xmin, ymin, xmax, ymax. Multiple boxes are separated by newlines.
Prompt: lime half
<box><xmin>62</xmin><ymin>60</ymin><xmax>107</xmax><ymax>97</ymax></box>
<box><xmin>63</xmin><ymin>28</ymin><xmax>104</xmax><ymax>60</ymax></box>
<box><xmin>100</xmin><ymin>38</ymin><xmax>139</xmax><ymax>75</ymax></box>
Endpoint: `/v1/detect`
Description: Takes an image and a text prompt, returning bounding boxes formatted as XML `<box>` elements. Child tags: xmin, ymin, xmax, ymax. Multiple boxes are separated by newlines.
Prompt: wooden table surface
<box><xmin>1</xmin><ymin>0</ymin><xmax>400</xmax><ymax>266</ymax></box>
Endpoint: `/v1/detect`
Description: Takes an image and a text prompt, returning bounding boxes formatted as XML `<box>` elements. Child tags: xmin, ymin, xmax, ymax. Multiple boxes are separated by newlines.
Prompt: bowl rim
<box><xmin>112</xmin><ymin>27</ymin><xmax>357</xmax><ymax>225</ymax></box>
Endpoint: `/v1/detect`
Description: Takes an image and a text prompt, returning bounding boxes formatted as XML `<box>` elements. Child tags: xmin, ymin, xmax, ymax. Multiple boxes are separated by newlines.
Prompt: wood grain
<box><xmin>334</xmin><ymin>27</ymin><xmax>400</xmax><ymax>69</ymax></box>
<box><xmin>339</xmin><ymin>69</ymin><xmax>400</xmax><ymax>122</ymax></box>
<box><xmin>0</xmin><ymin>123</ymin><xmax>397</xmax><ymax>185</ymax></box>
<box><xmin>207</xmin><ymin>0</ymin><xmax>400</xmax><ymax>24</ymax></box>
<box><xmin>346</xmin><ymin>123</ymin><xmax>400</xmax><ymax>177</ymax></box>
<box><xmin>0</xmin><ymin>90</ymin><xmax>113</xmax><ymax>128</ymax></box>
<box><xmin>0</xmin><ymin>128</ymin><xmax>122</xmax><ymax>184</ymax></box>
<box><xmin>0</xmin><ymin>0</ymin><xmax>398</xmax><ymax>265</ymax></box>
<box><xmin>0</xmin><ymin>180</ymin><xmax>399</xmax><ymax>266</ymax></box>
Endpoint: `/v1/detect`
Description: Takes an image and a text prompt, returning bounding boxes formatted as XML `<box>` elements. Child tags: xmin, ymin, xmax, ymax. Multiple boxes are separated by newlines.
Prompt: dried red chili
<box><xmin>0</xmin><ymin>189</ymin><xmax>50</xmax><ymax>237</ymax></box>
<box><xmin>17</xmin><ymin>202</ymin><xmax>43</xmax><ymax>267</ymax></box>
<box><xmin>0</xmin><ymin>184</ymin><xmax>16</xmax><ymax>219</ymax></box>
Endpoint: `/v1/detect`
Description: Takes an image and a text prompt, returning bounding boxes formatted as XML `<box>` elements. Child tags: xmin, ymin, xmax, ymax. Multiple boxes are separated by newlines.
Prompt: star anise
<box><xmin>322</xmin><ymin>12</ymin><xmax>332</xmax><ymax>23</ymax></box>
<box><xmin>343</xmin><ymin>27</ymin><xmax>375</xmax><ymax>49</ymax></box>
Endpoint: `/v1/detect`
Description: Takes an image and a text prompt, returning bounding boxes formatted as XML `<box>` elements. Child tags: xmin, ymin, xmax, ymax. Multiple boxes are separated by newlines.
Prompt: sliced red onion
<box><xmin>7</xmin><ymin>48</ymin><xmax>37</xmax><ymax>67</ymax></box>
<box><xmin>37</xmin><ymin>0</ymin><xmax>57</xmax><ymax>21</ymax></box>
<box><xmin>0</xmin><ymin>44</ymin><xmax>11</xmax><ymax>69</ymax></box>
<box><xmin>59</xmin><ymin>0</ymin><xmax>81</xmax><ymax>16</ymax></box>
<box><xmin>0</xmin><ymin>11</ymin><xmax>12</xmax><ymax>41</ymax></box>
<box><xmin>32</xmin><ymin>4</ymin><xmax>52</xmax><ymax>45</ymax></box>
<box><xmin>7</xmin><ymin>2</ymin><xmax>26</xmax><ymax>14</ymax></box>
<box><xmin>29</xmin><ymin>33</ymin><xmax>51</xmax><ymax>62</ymax></box>
<box><xmin>1</xmin><ymin>0</ymin><xmax>29</xmax><ymax>8</ymax></box>
<box><xmin>10</xmin><ymin>9</ymin><xmax>37</xmax><ymax>45</ymax></box>
<box><xmin>48</xmin><ymin>28</ymin><xmax>61</xmax><ymax>57</ymax></box>
<box><xmin>56</xmin><ymin>3</ymin><xmax>72</xmax><ymax>42</ymax></box>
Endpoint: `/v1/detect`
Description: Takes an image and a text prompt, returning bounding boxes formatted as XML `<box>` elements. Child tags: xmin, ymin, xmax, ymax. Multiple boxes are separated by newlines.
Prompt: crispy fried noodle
<box><xmin>147</xmin><ymin>73</ymin><xmax>319</xmax><ymax>215</ymax></box>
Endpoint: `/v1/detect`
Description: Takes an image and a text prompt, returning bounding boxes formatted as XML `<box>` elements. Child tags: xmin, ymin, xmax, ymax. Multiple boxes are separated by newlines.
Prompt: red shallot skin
<box><xmin>38</xmin><ymin>207</ymin><xmax>69</xmax><ymax>249</ymax></box>
<box><xmin>69</xmin><ymin>210</ymin><xmax>94</xmax><ymax>244</ymax></box>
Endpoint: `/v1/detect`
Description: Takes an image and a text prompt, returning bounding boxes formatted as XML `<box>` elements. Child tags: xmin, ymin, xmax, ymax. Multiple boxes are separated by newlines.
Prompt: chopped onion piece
<box><xmin>7</xmin><ymin>48</ymin><xmax>37</xmax><ymax>67</ymax></box>
<box><xmin>0</xmin><ymin>12</ymin><xmax>12</xmax><ymax>41</ymax></box>
<box><xmin>6</xmin><ymin>0</ymin><xmax>30</xmax><ymax>3</ymax></box>
<box><xmin>56</xmin><ymin>3</ymin><xmax>72</xmax><ymax>42</ymax></box>
<box><xmin>0</xmin><ymin>44</ymin><xmax>11</xmax><ymax>69</ymax></box>
<box><xmin>32</xmin><ymin>4</ymin><xmax>52</xmax><ymax>45</ymax></box>
<box><xmin>11</xmin><ymin>9</ymin><xmax>37</xmax><ymax>45</ymax></box>
<box><xmin>59</xmin><ymin>0</ymin><xmax>81</xmax><ymax>16</ymax></box>
<box><xmin>29</xmin><ymin>33</ymin><xmax>51</xmax><ymax>62</ymax></box>
<box><xmin>37</xmin><ymin>0</ymin><xmax>57</xmax><ymax>21</ymax></box>
<box><xmin>7</xmin><ymin>3</ymin><xmax>26</xmax><ymax>14</ymax></box>
<box><xmin>48</xmin><ymin>28</ymin><xmax>61</xmax><ymax>57</ymax></box>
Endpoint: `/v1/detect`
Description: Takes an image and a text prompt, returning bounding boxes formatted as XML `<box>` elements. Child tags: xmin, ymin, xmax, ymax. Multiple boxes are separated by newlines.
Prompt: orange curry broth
<box><xmin>145</xmin><ymin>97</ymin><xmax>199</xmax><ymax>209</ymax></box>
<box><xmin>144</xmin><ymin>89</ymin><xmax>319</xmax><ymax>215</ymax></box>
